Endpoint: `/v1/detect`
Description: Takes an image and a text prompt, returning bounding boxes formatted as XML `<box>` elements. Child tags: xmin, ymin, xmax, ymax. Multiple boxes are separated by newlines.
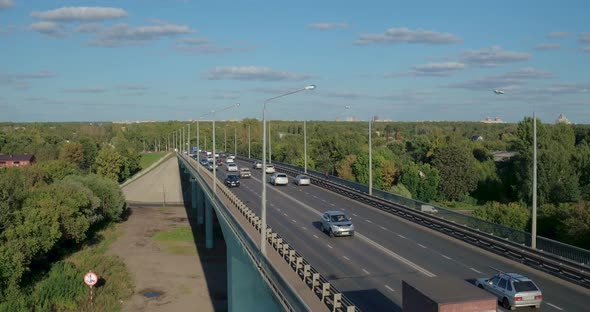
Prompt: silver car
<box><xmin>270</xmin><ymin>173</ymin><xmax>288</xmax><ymax>185</ymax></box>
<box><xmin>475</xmin><ymin>272</ymin><xmax>542</xmax><ymax>310</ymax></box>
<box><xmin>320</xmin><ymin>211</ymin><xmax>354</xmax><ymax>237</ymax></box>
<box><xmin>294</xmin><ymin>174</ymin><xmax>311</xmax><ymax>186</ymax></box>
<box><xmin>253</xmin><ymin>161</ymin><xmax>262</xmax><ymax>169</ymax></box>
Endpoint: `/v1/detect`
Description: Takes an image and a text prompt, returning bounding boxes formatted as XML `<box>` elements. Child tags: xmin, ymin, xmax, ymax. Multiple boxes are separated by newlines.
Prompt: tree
<box><xmin>59</xmin><ymin>142</ymin><xmax>84</xmax><ymax>168</ymax></box>
<box><xmin>431</xmin><ymin>145</ymin><xmax>478</xmax><ymax>201</ymax></box>
<box><xmin>95</xmin><ymin>147</ymin><xmax>123</xmax><ymax>181</ymax></box>
<box><xmin>38</xmin><ymin>160</ymin><xmax>80</xmax><ymax>184</ymax></box>
<box><xmin>472</xmin><ymin>202</ymin><xmax>530</xmax><ymax>231</ymax></box>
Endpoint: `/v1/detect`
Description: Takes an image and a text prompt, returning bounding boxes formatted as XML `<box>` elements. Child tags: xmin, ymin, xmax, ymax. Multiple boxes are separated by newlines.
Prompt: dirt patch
<box><xmin>107</xmin><ymin>205</ymin><xmax>227</xmax><ymax>312</ymax></box>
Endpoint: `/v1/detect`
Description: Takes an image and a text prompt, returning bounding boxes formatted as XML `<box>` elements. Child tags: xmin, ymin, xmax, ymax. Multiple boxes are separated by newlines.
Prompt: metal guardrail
<box><xmin>180</xmin><ymin>155</ymin><xmax>360</xmax><ymax>312</ymax></box>
<box><xmin>242</xmin><ymin>156</ymin><xmax>590</xmax><ymax>289</ymax></box>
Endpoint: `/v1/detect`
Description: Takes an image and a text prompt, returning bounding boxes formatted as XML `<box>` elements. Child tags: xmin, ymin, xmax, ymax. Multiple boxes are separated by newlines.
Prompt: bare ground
<box><xmin>108</xmin><ymin>156</ymin><xmax>227</xmax><ymax>312</ymax></box>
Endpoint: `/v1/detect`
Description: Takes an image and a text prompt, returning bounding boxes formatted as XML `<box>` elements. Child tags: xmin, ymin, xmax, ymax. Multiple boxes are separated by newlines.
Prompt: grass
<box><xmin>152</xmin><ymin>226</ymin><xmax>197</xmax><ymax>255</ymax></box>
<box><xmin>152</xmin><ymin>226</ymin><xmax>194</xmax><ymax>242</ymax></box>
<box><xmin>140</xmin><ymin>152</ymin><xmax>168</xmax><ymax>170</ymax></box>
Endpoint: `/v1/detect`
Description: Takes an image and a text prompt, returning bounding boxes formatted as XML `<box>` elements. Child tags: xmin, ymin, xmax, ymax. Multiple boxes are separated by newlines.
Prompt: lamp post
<box><xmin>532</xmin><ymin>112</ymin><xmax>537</xmax><ymax>249</ymax></box>
<box><xmin>368</xmin><ymin>117</ymin><xmax>373</xmax><ymax>195</ymax></box>
<box><xmin>304</xmin><ymin>120</ymin><xmax>307</xmax><ymax>173</ymax></box>
<box><xmin>210</xmin><ymin>104</ymin><xmax>240</xmax><ymax>194</ymax></box>
<box><xmin>187</xmin><ymin>123</ymin><xmax>191</xmax><ymax>155</ymax></box>
<box><xmin>248</xmin><ymin>124</ymin><xmax>251</xmax><ymax>159</ymax></box>
<box><xmin>261</xmin><ymin>85</ymin><xmax>316</xmax><ymax>257</ymax></box>
<box><xmin>234</xmin><ymin>126</ymin><xmax>237</xmax><ymax>157</ymax></box>
<box><xmin>224</xmin><ymin>126</ymin><xmax>227</xmax><ymax>152</ymax></box>
<box><xmin>268</xmin><ymin>121</ymin><xmax>272</xmax><ymax>164</ymax></box>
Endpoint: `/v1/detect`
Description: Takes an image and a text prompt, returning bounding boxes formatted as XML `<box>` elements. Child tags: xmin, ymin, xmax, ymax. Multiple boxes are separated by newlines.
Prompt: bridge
<box><xmin>174</xmin><ymin>152</ymin><xmax>590</xmax><ymax>311</ymax></box>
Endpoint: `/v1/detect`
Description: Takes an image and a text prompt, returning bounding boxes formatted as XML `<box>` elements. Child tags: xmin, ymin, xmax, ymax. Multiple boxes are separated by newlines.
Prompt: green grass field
<box><xmin>140</xmin><ymin>152</ymin><xmax>168</xmax><ymax>170</ymax></box>
<box><xmin>152</xmin><ymin>226</ymin><xmax>194</xmax><ymax>242</ymax></box>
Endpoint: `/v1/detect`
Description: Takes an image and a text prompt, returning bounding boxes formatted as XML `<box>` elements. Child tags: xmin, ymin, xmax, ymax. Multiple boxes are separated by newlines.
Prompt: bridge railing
<box><xmin>180</xmin><ymin>155</ymin><xmax>360</xmax><ymax>312</ymax></box>
<box><xmin>242</xmin><ymin>156</ymin><xmax>590</xmax><ymax>288</ymax></box>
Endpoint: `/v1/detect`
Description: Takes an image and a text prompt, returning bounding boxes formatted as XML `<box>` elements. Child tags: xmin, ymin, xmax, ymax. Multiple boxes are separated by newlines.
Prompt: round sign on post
<box><xmin>84</xmin><ymin>272</ymin><xmax>98</xmax><ymax>287</ymax></box>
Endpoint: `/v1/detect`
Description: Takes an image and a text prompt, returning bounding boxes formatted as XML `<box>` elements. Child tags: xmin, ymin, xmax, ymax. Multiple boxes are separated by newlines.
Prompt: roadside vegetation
<box><xmin>139</xmin><ymin>152</ymin><xmax>168</xmax><ymax>170</ymax></box>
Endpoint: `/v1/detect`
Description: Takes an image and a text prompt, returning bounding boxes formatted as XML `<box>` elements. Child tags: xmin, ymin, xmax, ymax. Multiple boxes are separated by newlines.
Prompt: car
<box><xmin>320</xmin><ymin>211</ymin><xmax>354</xmax><ymax>237</ymax></box>
<box><xmin>265</xmin><ymin>164</ymin><xmax>275</xmax><ymax>174</ymax></box>
<box><xmin>239</xmin><ymin>168</ymin><xmax>251</xmax><ymax>178</ymax></box>
<box><xmin>228</xmin><ymin>154</ymin><xmax>236</xmax><ymax>160</ymax></box>
<box><xmin>216</xmin><ymin>159</ymin><xmax>224</xmax><ymax>166</ymax></box>
<box><xmin>270</xmin><ymin>173</ymin><xmax>288</xmax><ymax>185</ymax></box>
<box><xmin>226</xmin><ymin>163</ymin><xmax>238</xmax><ymax>172</ymax></box>
<box><xmin>294</xmin><ymin>174</ymin><xmax>311</xmax><ymax>186</ymax></box>
<box><xmin>207</xmin><ymin>162</ymin><xmax>218</xmax><ymax>171</ymax></box>
<box><xmin>475</xmin><ymin>271</ymin><xmax>542</xmax><ymax>310</ymax></box>
<box><xmin>253</xmin><ymin>161</ymin><xmax>262</xmax><ymax>169</ymax></box>
<box><xmin>225</xmin><ymin>158</ymin><xmax>234</xmax><ymax>163</ymax></box>
<box><xmin>206</xmin><ymin>151</ymin><xmax>212</xmax><ymax>156</ymax></box>
<box><xmin>199</xmin><ymin>158</ymin><xmax>208</xmax><ymax>166</ymax></box>
<box><xmin>224</xmin><ymin>174</ymin><xmax>240</xmax><ymax>187</ymax></box>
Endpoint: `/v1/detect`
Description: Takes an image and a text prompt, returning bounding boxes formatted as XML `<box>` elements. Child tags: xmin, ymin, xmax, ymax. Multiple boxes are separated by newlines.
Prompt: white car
<box><xmin>270</xmin><ymin>173</ymin><xmax>288</xmax><ymax>185</ymax></box>
<box><xmin>265</xmin><ymin>165</ymin><xmax>275</xmax><ymax>174</ymax></box>
<box><xmin>253</xmin><ymin>161</ymin><xmax>262</xmax><ymax>169</ymax></box>
<box><xmin>294</xmin><ymin>174</ymin><xmax>311</xmax><ymax>186</ymax></box>
<box><xmin>226</xmin><ymin>163</ymin><xmax>238</xmax><ymax>172</ymax></box>
<box><xmin>476</xmin><ymin>272</ymin><xmax>542</xmax><ymax>310</ymax></box>
<box><xmin>229</xmin><ymin>154</ymin><xmax>236</xmax><ymax>159</ymax></box>
<box><xmin>226</xmin><ymin>158</ymin><xmax>234</xmax><ymax>163</ymax></box>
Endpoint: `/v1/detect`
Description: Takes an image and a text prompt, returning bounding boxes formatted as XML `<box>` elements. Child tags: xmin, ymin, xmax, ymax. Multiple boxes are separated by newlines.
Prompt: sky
<box><xmin>1</xmin><ymin>0</ymin><xmax>589</xmax><ymax>123</ymax></box>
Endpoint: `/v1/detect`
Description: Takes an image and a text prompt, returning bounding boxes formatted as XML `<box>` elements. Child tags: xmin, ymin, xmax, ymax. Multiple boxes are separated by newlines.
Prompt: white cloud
<box><xmin>76</xmin><ymin>23</ymin><xmax>100</xmax><ymax>33</ymax></box>
<box><xmin>0</xmin><ymin>0</ymin><xmax>13</xmax><ymax>10</ymax></box>
<box><xmin>582</xmin><ymin>46</ymin><xmax>590</xmax><ymax>52</ymax></box>
<box><xmin>0</xmin><ymin>70</ymin><xmax>56</xmax><ymax>89</ymax></box>
<box><xmin>458</xmin><ymin>46</ymin><xmax>530</xmax><ymax>67</ymax></box>
<box><xmin>64</xmin><ymin>87</ymin><xmax>107</xmax><ymax>93</ymax></box>
<box><xmin>579</xmin><ymin>33</ymin><xmax>590</xmax><ymax>43</ymax></box>
<box><xmin>541</xmin><ymin>83</ymin><xmax>590</xmax><ymax>94</ymax></box>
<box><xmin>306</xmin><ymin>22</ymin><xmax>348</xmax><ymax>30</ymax></box>
<box><xmin>447</xmin><ymin>67</ymin><xmax>552</xmax><ymax>91</ymax></box>
<box><xmin>547</xmin><ymin>31</ymin><xmax>569</xmax><ymax>38</ymax></box>
<box><xmin>410</xmin><ymin>62</ymin><xmax>465</xmax><ymax>76</ymax></box>
<box><xmin>178</xmin><ymin>37</ymin><xmax>209</xmax><ymax>45</ymax></box>
<box><xmin>31</xmin><ymin>7</ymin><xmax>127</xmax><ymax>22</ymax></box>
<box><xmin>117</xmin><ymin>85</ymin><xmax>148</xmax><ymax>90</ymax></box>
<box><xmin>89</xmin><ymin>22</ymin><xmax>192</xmax><ymax>46</ymax></box>
<box><xmin>354</xmin><ymin>27</ymin><xmax>462</xmax><ymax>45</ymax></box>
<box><xmin>29</xmin><ymin>21</ymin><xmax>66</xmax><ymax>37</ymax></box>
<box><xmin>205</xmin><ymin>66</ymin><xmax>313</xmax><ymax>81</ymax></box>
<box><xmin>535</xmin><ymin>43</ymin><xmax>560</xmax><ymax>51</ymax></box>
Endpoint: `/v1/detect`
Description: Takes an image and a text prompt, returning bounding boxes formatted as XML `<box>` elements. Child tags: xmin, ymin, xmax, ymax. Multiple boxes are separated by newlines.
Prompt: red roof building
<box><xmin>0</xmin><ymin>154</ymin><xmax>36</xmax><ymax>168</ymax></box>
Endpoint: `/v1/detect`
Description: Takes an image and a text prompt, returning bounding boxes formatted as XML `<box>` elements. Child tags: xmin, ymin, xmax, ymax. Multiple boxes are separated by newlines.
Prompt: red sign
<box><xmin>84</xmin><ymin>272</ymin><xmax>98</xmax><ymax>287</ymax></box>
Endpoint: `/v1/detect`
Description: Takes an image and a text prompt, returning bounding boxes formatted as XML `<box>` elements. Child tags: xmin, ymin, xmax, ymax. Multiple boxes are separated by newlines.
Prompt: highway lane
<box><xmin>196</xmin><ymin>156</ymin><xmax>590</xmax><ymax>311</ymax></box>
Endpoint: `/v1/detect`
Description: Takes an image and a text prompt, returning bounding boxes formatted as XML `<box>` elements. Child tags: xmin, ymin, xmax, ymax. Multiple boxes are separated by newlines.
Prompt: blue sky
<box><xmin>1</xmin><ymin>0</ymin><xmax>589</xmax><ymax>123</ymax></box>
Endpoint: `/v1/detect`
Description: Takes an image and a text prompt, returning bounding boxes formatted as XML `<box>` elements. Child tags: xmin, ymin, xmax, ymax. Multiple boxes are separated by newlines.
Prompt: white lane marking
<box><xmin>362</xmin><ymin>268</ymin><xmax>370</xmax><ymax>275</ymax></box>
<box><xmin>283</xmin><ymin>213</ymin><xmax>288</xmax><ymax>217</ymax></box>
<box><xmin>342</xmin><ymin>256</ymin><xmax>350</xmax><ymax>261</ymax></box>
<box><xmin>330</xmin><ymin>203</ymin><xmax>336</xmax><ymax>206</ymax></box>
<box><xmin>301</xmin><ymin>226</ymin><xmax>307</xmax><ymax>230</ymax></box>
<box><xmin>327</xmin><ymin>244</ymin><xmax>333</xmax><ymax>249</ymax></box>
<box><xmin>441</xmin><ymin>255</ymin><xmax>451</xmax><ymax>260</ymax></box>
<box><xmin>380</xmin><ymin>226</ymin><xmax>388</xmax><ymax>230</ymax></box>
<box><xmin>470</xmin><ymin>268</ymin><xmax>483</xmax><ymax>274</ymax></box>
<box><xmin>305</xmin><ymin>192</ymin><xmax>310</xmax><ymax>195</ymax></box>
<box><xmin>546</xmin><ymin>302</ymin><xmax>563</xmax><ymax>310</ymax></box>
<box><xmin>417</xmin><ymin>244</ymin><xmax>427</xmax><ymax>249</ymax></box>
<box><xmin>385</xmin><ymin>285</ymin><xmax>395</xmax><ymax>292</ymax></box>
<box><xmin>353</xmin><ymin>213</ymin><xmax>358</xmax><ymax>217</ymax></box>
<box><xmin>313</xmin><ymin>195</ymin><xmax>318</xmax><ymax>198</ymax></box>
<box><xmin>292</xmin><ymin>219</ymin><xmax>297</xmax><ymax>223</ymax></box>
<box><xmin>252</xmin><ymin>174</ymin><xmax>436</xmax><ymax>277</ymax></box>
<box><xmin>270</xmin><ymin>203</ymin><xmax>275</xmax><ymax>206</ymax></box>
<box><xmin>321</xmin><ymin>199</ymin><xmax>327</xmax><ymax>203</ymax></box>
<box><xmin>357</xmin><ymin>233</ymin><xmax>436</xmax><ymax>277</ymax></box>
<box><xmin>365</xmin><ymin>219</ymin><xmax>373</xmax><ymax>223</ymax></box>
<box><xmin>398</xmin><ymin>234</ymin><xmax>406</xmax><ymax>239</ymax></box>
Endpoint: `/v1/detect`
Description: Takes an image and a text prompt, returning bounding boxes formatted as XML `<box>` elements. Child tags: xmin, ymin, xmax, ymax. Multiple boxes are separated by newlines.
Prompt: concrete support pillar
<box><xmin>197</xmin><ymin>186</ymin><xmax>204</xmax><ymax>225</ymax></box>
<box><xmin>191</xmin><ymin>179</ymin><xmax>197</xmax><ymax>210</ymax></box>
<box><xmin>227</xmin><ymin>234</ymin><xmax>280</xmax><ymax>312</ymax></box>
<box><xmin>205</xmin><ymin>198</ymin><xmax>214</xmax><ymax>249</ymax></box>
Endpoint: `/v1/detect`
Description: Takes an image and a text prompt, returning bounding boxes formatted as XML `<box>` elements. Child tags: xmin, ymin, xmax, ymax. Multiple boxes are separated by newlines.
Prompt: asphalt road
<box><xmin>195</xmin><ymin>155</ymin><xmax>590</xmax><ymax>311</ymax></box>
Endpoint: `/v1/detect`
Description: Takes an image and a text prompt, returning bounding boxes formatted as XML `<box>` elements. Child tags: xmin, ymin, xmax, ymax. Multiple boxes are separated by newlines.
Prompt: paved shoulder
<box><xmin>123</xmin><ymin>156</ymin><xmax>184</xmax><ymax>204</ymax></box>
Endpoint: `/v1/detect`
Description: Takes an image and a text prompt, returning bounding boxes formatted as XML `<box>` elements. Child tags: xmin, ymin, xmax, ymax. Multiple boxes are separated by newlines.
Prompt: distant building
<box><xmin>481</xmin><ymin>117</ymin><xmax>505</xmax><ymax>123</ymax></box>
<box><xmin>555</xmin><ymin>113</ymin><xmax>572</xmax><ymax>124</ymax></box>
<box><xmin>0</xmin><ymin>154</ymin><xmax>36</xmax><ymax>168</ymax></box>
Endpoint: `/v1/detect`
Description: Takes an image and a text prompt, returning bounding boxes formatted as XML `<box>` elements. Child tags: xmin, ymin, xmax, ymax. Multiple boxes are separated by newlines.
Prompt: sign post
<box><xmin>84</xmin><ymin>271</ymin><xmax>98</xmax><ymax>305</ymax></box>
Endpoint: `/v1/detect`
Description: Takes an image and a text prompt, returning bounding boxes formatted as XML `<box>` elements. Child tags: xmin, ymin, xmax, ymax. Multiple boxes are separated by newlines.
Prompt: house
<box><xmin>471</xmin><ymin>135</ymin><xmax>484</xmax><ymax>141</ymax></box>
<box><xmin>0</xmin><ymin>154</ymin><xmax>36</xmax><ymax>168</ymax></box>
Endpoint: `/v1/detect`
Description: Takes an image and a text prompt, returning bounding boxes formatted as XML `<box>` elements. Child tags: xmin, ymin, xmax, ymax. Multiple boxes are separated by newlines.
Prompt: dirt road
<box><xmin>109</xmin><ymin>155</ymin><xmax>227</xmax><ymax>311</ymax></box>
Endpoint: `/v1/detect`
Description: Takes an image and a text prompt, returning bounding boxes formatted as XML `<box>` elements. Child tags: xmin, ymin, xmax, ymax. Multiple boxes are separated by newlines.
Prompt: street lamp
<box><xmin>234</xmin><ymin>126</ymin><xmax>237</xmax><ymax>157</ymax></box>
<box><xmin>304</xmin><ymin>120</ymin><xmax>307</xmax><ymax>173</ymax></box>
<box><xmin>248</xmin><ymin>124</ymin><xmax>251</xmax><ymax>159</ymax></box>
<box><xmin>210</xmin><ymin>103</ymin><xmax>240</xmax><ymax>194</ymax></box>
<box><xmin>261</xmin><ymin>84</ymin><xmax>316</xmax><ymax>257</ymax></box>
<box><xmin>369</xmin><ymin>117</ymin><xmax>373</xmax><ymax>195</ymax></box>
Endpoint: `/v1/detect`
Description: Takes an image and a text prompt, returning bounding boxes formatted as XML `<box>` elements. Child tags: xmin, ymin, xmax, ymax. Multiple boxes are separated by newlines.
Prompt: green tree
<box><xmin>472</xmin><ymin>202</ymin><xmax>530</xmax><ymax>231</ymax></box>
<box><xmin>38</xmin><ymin>160</ymin><xmax>80</xmax><ymax>183</ymax></box>
<box><xmin>95</xmin><ymin>147</ymin><xmax>123</xmax><ymax>181</ymax></box>
<box><xmin>431</xmin><ymin>145</ymin><xmax>478</xmax><ymax>201</ymax></box>
<box><xmin>58</xmin><ymin>142</ymin><xmax>85</xmax><ymax>168</ymax></box>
